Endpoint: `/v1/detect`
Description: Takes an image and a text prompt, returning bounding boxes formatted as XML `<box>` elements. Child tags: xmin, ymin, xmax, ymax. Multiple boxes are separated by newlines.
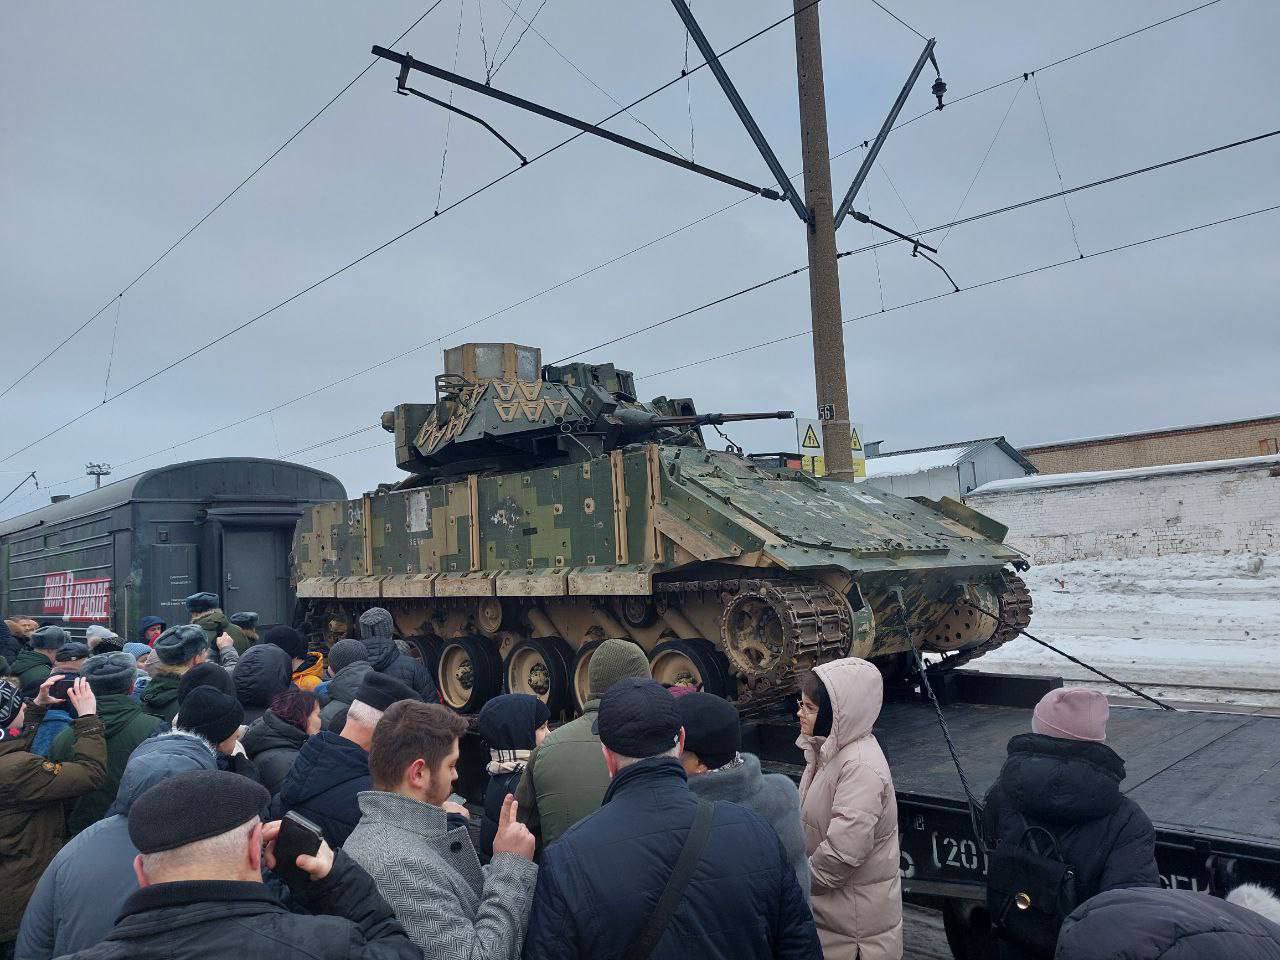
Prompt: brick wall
<box><xmin>1022</xmin><ymin>416</ymin><xmax>1280</xmax><ymax>475</ymax></box>
<box><xmin>965</xmin><ymin>458</ymin><xmax>1280</xmax><ymax>563</ymax></box>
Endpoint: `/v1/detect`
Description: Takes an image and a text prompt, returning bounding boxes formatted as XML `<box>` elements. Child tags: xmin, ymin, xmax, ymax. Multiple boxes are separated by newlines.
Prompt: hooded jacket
<box><xmin>241</xmin><ymin>709</ymin><xmax>309</xmax><ymax>793</ymax></box>
<box><xmin>476</xmin><ymin>695</ymin><xmax>547</xmax><ymax>860</ymax></box>
<box><xmin>344</xmin><ymin>790</ymin><xmax>539</xmax><ymax>960</ymax></box>
<box><xmin>49</xmin><ymin>693</ymin><xmax>163</xmax><ymax>836</ymax></box>
<box><xmin>320</xmin><ymin>661</ymin><xmax>373</xmax><ymax>729</ymax></box>
<box><xmin>358</xmin><ymin>608</ymin><xmax>439</xmax><ymax>704</ymax></box>
<box><xmin>0</xmin><ymin>619</ymin><xmax>20</xmax><ymax>665</ymax></box>
<box><xmin>688</xmin><ymin>752</ymin><xmax>810</xmax><ymax>899</ymax></box>
<box><xmin>49</xmin><ymin>850</ymin><xmax>418</xmax><ymax>960</ymax></box>
<box><xmin>192</xmin><ymin>608</ymin><xmax>249</xmax><ymax>659</ymax></box>
<box><xmin>0</xmin><ymin>705</ymin><xmax>107</xmax><ymax>946</ymax></box>
<box><xmin>138</xmin><ymin>671</ymin><xmax>182</xmax><ymax>724</ymax></box>
<box><xmin>983</xmin><ymin>732</ymin><xmax>1159</xmax><ymax>923</ymax></box>
<box><xmin>1055</xmin><ymin>886</ymin><xmax>1280</xmax><ymax>960</ymax></box>
<box><xmin>232</xmin><ymin>644</ymin><xmax>293</xmax><ymax>724</ymax></box>
<box><xmin>523</xmin><ymin>756</ymin><xmax>820</xmax><ymax>960</ymax></box>
<box><xmin>10</xmin><ymin>649</ymin><xmax>52</xmax><ymax>698</ymax></box>
<box><xmin>136</xmin><ymin>616</ymin><xmax>166</xmax><ymax>645</ymax></box>
<box><xmin>15</xmin><ymin>731</ymin><xmax>217</xmax><ymax>960</ymax></box>
<box><xmin>272</xmin><ymin>730</ymin><xmax>371</xmax><ymax>847</ymax></box>
<box><xmin>797</xmin><ymin>657</ymin><xmax>902</xmax><ymax>960</ymax></box>
<box><xmin>292</xmin><ymin>653</ymin><xmax>326</xmax><ymax>692</ymax></box>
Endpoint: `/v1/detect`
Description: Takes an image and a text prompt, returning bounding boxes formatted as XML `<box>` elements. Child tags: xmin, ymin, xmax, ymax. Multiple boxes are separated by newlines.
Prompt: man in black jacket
<box><xmin>57</xmin><ymin>769</ymin><xmax>418</xmax><ymax>960</ymax></box>
<box><xmin>272</xmin><ymin>672</ymin><xmax>418</xmax><ymax>847</ymax></box>
<box><xmin>983</xmin><ymin>687</ymin><xmax>1159</xmax><ymax>958</ymax></box>
<box><xmin>524</xmin><ymin>678</ymin><xmax>820</xmax><ymax>960</ymax></box>
<box><xmin>358</xmin><ymin>607</ymin><xmax>439</xmax><ymax>704</ymax></box>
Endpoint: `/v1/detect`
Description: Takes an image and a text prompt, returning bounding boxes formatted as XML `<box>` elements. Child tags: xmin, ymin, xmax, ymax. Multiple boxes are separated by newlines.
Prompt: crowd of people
<box><xmin>3</xmin><ymin>603</ymin><xmax>1280</xmax><ymax>960</ymax></box>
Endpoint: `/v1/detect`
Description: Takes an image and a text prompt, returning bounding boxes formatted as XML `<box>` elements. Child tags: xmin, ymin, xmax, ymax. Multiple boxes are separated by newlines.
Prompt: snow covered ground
<box><xmin>969</xmin><ymin>552</ymin><xmax>1280</xmax><ymax>707</ymax></box>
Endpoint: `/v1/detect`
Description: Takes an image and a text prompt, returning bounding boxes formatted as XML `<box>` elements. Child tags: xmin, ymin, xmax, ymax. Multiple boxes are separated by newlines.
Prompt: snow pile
<box><xmin>972</xmin><ymin>552</ymin><xmax>1280</xmax><ymax>705</ymax></box>
<box><xmin>968</xmin><ymin>454</ymin><xmax>1280</xmax><ymax>496</ymax></box>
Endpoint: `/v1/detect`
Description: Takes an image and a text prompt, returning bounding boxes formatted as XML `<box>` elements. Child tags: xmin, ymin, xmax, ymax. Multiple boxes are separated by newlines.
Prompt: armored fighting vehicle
<box><xmin>293</xmin><ymin>343</ymin><xmax>1031</xmax><ymax>715</ymax></box>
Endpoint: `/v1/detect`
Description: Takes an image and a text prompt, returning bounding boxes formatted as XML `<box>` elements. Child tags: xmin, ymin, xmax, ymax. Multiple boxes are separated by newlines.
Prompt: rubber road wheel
<box><xmin>436</xmin><ymin>636</ymin><xmax>503</xmax><ymax>713</ymax></box>
<box><xmin>504</xmin><ymin>636</ymin><xmax>575</xmax><ymax>716</ymax></box>
<box><xmin>570</xmin><ymin>639</ymin><xmax>605</xmax><ymax>711</ymax></box>
<box><xmin>648</xmin><ymin>638</ymin><xmax>736</xmax><ymax>699</ymax></box>
<box><xmin>403</xmin><ymin>634</ymin><xmax>442</xmax><ymax>680</ymax></box>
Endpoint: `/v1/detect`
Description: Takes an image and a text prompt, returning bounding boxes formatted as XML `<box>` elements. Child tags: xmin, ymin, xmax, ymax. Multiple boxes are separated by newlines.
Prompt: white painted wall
<box><xmin>965</xmin><ymin>457</ymin><xmax>1280</xmax><ymax>563</ymax></box>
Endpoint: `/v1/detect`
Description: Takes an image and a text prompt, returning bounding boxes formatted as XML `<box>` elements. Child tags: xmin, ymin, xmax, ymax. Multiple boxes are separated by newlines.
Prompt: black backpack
<box><xmin>987</xmin><ymin>821</ymin><xmax>1079</xmax><ymax>958</ymax></box>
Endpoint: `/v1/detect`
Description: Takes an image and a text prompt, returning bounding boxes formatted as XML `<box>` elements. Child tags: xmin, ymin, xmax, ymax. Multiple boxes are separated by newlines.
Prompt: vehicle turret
<box><xmin>381</xmin><ymin>342</ymin><xmax>791</xmax><ymax>482</ymax></box>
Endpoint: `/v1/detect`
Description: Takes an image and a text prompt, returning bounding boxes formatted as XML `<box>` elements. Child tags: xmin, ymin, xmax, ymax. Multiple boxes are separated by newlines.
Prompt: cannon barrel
<box><xmin>617</xmin><ymin>409</ymin><xmax>793</xmax><ymax>434</ymax></box>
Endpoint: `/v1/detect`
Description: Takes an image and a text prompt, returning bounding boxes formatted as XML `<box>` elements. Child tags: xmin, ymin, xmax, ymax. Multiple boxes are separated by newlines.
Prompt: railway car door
<box><xmin>222</xmin><ymin>528</ymin><xmax>289</xmax><ymax>625</ymax></box>
<box><xmin>151</xmin><ymin>544</ymin><xmax>199</xmax><ymax>630</ymax></box>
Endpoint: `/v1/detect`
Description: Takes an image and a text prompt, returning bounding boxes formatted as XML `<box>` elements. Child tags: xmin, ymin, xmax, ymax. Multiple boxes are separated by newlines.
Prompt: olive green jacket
<box><xmin>514</xmin><ymin>700</ymin><xmax>610</xmax><ymax>854</ymax></box>
<box><xmin>193</xmin><ymin>608</ymin><xmax>249</xmax><ymax>658</ymax></box>
<box><xmin>50</xmin><ymin>693</ymin><xmax>163</xmax><ymax>836</ymax></box>
<box><xmin>138</xmin><ymin>672</ymin><xmax>182</xmax><ymax>724</ymax></box>
<box><xmin>0</xmin><ymin>705</ymin><xmax>107</xmax><ymax>943</ymax></box>
<box><xmin>8</xmin><ymin>649</ymin><xmax>52</xmax><ymax>697</ymax></box>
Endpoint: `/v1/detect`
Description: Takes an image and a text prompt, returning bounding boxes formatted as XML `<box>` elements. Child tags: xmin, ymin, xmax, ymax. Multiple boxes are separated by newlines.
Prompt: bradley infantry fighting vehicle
<box><xmin>293</xmin><ymin>343</ymin><xmax>1031</xmax><ymax>716</ymax></box>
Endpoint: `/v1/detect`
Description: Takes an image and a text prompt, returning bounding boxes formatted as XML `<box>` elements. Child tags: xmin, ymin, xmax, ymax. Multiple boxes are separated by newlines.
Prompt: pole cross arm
<box><xmin>667</xmin><ymin>0</ymin><xmax>811</xmax><ymax>224</ymax></box>
<box><xmin>372</xmin><ymin>47</ymin><xmax>784</xmax><ymax>201</ymax></box>
<box><xmin>834</xmin><ymin>38</ymin><xmax>936</xmax><ymax>230</ymax></box>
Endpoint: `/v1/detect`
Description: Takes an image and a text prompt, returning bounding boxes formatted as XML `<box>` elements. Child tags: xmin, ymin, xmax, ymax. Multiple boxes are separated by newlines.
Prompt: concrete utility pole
<box><xmin>792</xmin><ymin>0</ymin><xmax>854</xmax><ymax>480</ymax></box>
<box><xmin>85</xmin><ymin>462</ymin><xmax>111</xmax><ymax>489</ymax></box>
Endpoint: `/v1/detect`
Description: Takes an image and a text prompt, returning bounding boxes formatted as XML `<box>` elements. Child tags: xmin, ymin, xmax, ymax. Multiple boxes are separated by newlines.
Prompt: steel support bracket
<box><xmin>667</xmin><ymin>0</ymin><xmax>811</xmax><ymax>223</ymax></box>
<box><xmin>834</xmin><ymin>38</ymin><xmax>936</xmax><ymax>229</ymax></box>
<box><xmin>372</xmin><ymin>46</ymin><xmax>784</xmax><ymax>201</ymax></box>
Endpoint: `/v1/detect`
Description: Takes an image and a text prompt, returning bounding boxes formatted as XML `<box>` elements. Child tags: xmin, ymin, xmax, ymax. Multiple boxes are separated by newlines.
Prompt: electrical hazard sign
<box><xmin>795</xmin><ymin>418</ymin><xmax>867</xmax><ymax>479</ymax></box>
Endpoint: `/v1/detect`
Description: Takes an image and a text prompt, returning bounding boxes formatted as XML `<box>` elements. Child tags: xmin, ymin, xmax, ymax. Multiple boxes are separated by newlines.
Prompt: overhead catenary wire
<box><xmin>493</xmin><ymin>0</ymin><xmax>686</xmax><ymax>157</ymax></box>
<box><xmin>0</xmin><ymin>0</ymin><xmax>831</xmax><ymax>471</ymax></box>
<box><xmin>101</xmin><ymin>295</ymin><xmax>124</xmax><ymax>404</ymax></box>
<box><xmin>641</xmin><ymin>201</ymin><xmax>1280</xmax><ymax>379</ymax></box>
<box><xmin>1032</xmin><ymin>73</ymin><xmax>1085</xmax><ymax>258</ymax></box>
<box><xmin>554</xmin><ymin>127</ymin><xmax>1280</xmax><ymax>365</ymax></box>
<box><xmin>491</xmin><ymin>0</ymin><xmax>552</xmax><ymax>79</ymax></box>
<box><xmin>868</xmin><ymin>0</ymin><xmax>928</xmax><ymax>42</ymax></box>
<box><xmin>3</xmin><ymin>0</ymin><xmax>1238</xmax><ymax>497</ymax></box>
<box><xmin>435</xmin><ymin>0</ymin><xmax>469</xmax><ymax>213</ymax></box>
<box><xmin>29</xmin><ymin>123</ymin><xmax>1280</xmax><ymax>486</ymax></box>
<box><xmin>0</xmin><ymin>0</ymin><xmax>449</xmax><ymax>402</ymax></box>
<box><xmin>937</xmin><ymin>80</ymin><xmax>1025</xmax><ymax>248</ymax></box>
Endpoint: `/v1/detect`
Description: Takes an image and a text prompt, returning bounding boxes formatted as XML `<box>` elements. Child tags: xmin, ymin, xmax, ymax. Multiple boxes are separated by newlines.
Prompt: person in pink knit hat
<box><xmin>982</xmin><ymin>686</ymin><xmax>1160</xmax><ymax>960</ymax></box>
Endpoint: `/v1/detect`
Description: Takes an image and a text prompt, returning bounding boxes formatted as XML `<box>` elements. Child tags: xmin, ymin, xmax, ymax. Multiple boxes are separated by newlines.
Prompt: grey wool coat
<box><xmin>343</xmin><ymin>791</ymin><xmax>538</xmax><ymax>960</ymax></box>
<box><xmin>687</xmin><ymin>752</ymin><xmax>811</xmax><ymax>899</ymax></box>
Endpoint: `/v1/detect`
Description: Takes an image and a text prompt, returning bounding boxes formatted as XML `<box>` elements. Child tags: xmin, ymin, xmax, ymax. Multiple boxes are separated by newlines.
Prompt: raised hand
<box><xmin>65</xmin><ymin>676</ymin><xmax>98</xmax><ymax>716</ymax></box>
<box><xmin>492</xmin><ymin>794</ymin><xmax>536</xmax><ymax>860</ymax></box>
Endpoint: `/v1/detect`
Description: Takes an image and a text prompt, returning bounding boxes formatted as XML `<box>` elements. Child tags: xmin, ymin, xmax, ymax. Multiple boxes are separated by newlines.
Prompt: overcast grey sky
<box><xmin>1</xmin><ymin>0</ymin><xmax>1276</xmax><ymax>516</ymax></box>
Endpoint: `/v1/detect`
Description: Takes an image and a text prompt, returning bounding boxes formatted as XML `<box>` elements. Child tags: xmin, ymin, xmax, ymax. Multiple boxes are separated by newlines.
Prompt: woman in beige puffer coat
<box><xmin>797</xmin><ymin>657</ymin><xmax>902</xmax><ymax>960</ymax></box>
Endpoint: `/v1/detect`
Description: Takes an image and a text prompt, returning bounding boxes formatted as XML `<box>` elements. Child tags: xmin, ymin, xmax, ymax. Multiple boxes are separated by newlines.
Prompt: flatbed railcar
<box><xmin>741</xmin><ymin>671</ymin><xmax>1280</xmax><ymax>960</ymax></box>
<box><xmin>0</xmin><ymin>458</ymin><xmax>345</xmax><ymax>639</ymax></box>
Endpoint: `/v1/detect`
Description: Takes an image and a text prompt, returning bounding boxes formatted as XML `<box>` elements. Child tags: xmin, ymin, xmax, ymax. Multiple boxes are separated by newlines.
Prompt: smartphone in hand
<box><xmin>49</xmin><ymin>676</ymin><xmax>77</xmax><ymax>703</ymax></box>
<box><xmin>274</xmin><ymin>811</ymin><xmax>323</xmax><ymax>889</ymax></box>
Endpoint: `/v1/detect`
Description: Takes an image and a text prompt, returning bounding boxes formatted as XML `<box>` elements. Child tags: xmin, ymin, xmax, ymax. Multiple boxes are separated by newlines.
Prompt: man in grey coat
<box><xmin>344</xmin><ymin>701</ymin><xmax>538</xmax><ymax>960</ymax></box>
<box><xmin>675</xmin><ymin>692</ymin><xmax>810</xmax><ymax>898</ymax></box>
<box><xmin>15</xmin><ymin>731</ymin><xmax>218</xmax><ymax>959</ymax></box>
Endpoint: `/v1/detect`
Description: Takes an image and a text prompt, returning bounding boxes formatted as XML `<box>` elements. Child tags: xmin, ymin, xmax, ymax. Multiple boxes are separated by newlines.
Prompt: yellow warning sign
<box><xmin>801</xmin><ymin>424</ymin><xmax>822</xmax><ymax>450</ymax></box>
<box><xmin>850</xmin><ymin>425</ymin><xmax>862</xmax><ymax>452</ymax></box>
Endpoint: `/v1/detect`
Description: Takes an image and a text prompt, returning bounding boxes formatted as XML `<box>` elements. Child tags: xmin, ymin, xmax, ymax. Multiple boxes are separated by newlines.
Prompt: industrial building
<box><xmin>1021</xmin><ymin>413</ymin><xmax>1280</xmax><ymax>475</ymax></box>
<box><xmin>862</xmin><ymin>437</ymin><xmax>1037</xmax><ymax>500</ymax></box>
